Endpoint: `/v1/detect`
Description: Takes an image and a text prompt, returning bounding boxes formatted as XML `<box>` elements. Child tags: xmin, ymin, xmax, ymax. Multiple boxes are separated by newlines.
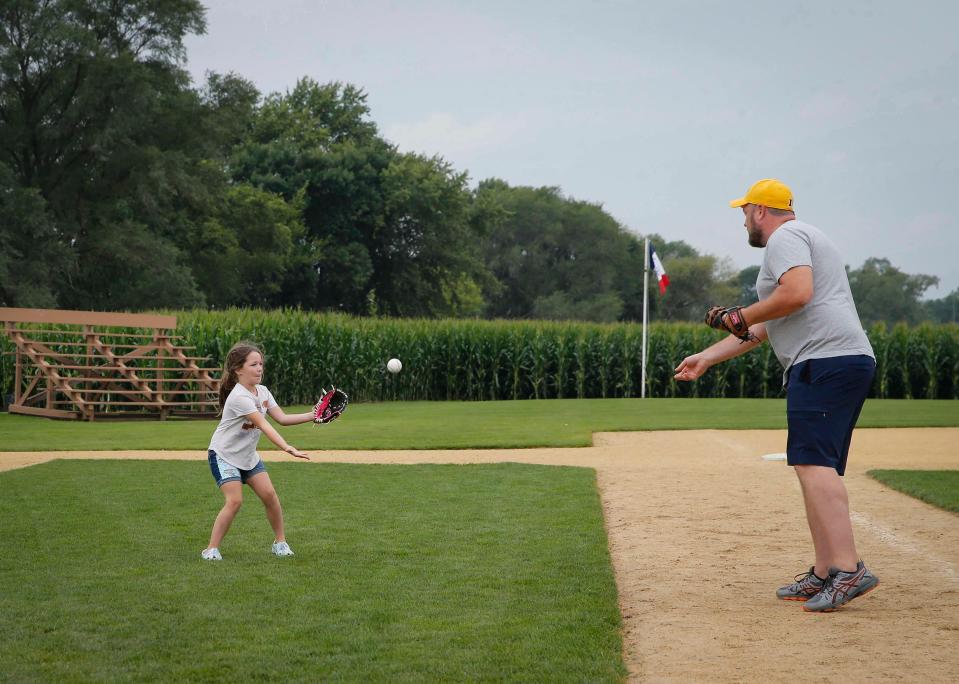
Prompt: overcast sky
<box><xmin>184</xmin><ymin>0</ymin><xmax>959</xmax><ymax>298</ymax></box>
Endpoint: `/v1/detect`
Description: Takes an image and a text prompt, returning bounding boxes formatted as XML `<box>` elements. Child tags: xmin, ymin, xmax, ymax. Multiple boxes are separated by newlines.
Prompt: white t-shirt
<box><xmin>208</xmin><ymin>383</ymin><xmax>277</xmax><ymax>470</ymax></box>
<box><xmin>756</xmin><ymin>220</ymin><xmax>874</xmax><ymax>386</ymax></box>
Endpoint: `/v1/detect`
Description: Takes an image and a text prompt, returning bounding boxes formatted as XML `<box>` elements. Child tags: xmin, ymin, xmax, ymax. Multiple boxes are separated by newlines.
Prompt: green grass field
<box><xmin>0</xmin><ymin>460</ymin><xmax>625</xmax><ymax>682</ymax></box>
<box><xmin>1</xmin><ymin>398</ymin><xmax>957</xmax><ymax>451</ymax></box>
<box><xmin>867</xmin><ymin>470</ymin><xmax>959</xmax><ymax>513</ymax></box>
<box><xmin>1</xmin><ymin>399</ymin><xmax>956</xmax><ymax>680</ymax></box>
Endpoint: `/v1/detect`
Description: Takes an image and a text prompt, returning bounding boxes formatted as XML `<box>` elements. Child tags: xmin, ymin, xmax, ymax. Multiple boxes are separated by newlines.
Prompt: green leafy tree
<box><xmin>65</xmin><ymin>214</ymin><xmax>205</xmax><ymax>310</ymax></box>
<box><xmin>375</xmin><ymin>153</ymin><xmax>488</xmax><ymax>317</ymax></box>
<box><xmin>0</xmin><ymin>0</ymin><xmax>210</xmax><ymax>309</ymax></box>
<box><xmin>225</xmin><ymin>185</ymin><xmax>310</xmax><ymax>307</ymax></box>
<box><xmin>0</xmin><ymin>2</ymin><xmax>311</xmax><ymax>311</ymax></box>
<box><xmin>440</xmin><ymin>274</ymin><xmax>487</xmax><ymax>317</ymax></box>
<box><xmin>654</xmin><ymin>254</ymin><xmax>738</xmax><ymax>321</ymax></box>
<box><xmin>232</xmin><ymin>79</ymin><xmax>489</xmax><ymax>316</ymax></box>
<box><xmin>186</xmin><ymin>184</ymin><xmax>310</xmax><ymax>309</ymax></box>
<box><xmin>634</xmin><ymin>234</ymin><xmax>736</xmax><ymax>322</ymax></box>
<box><xmin>923</xmin><ymin>288</ymin><xmax>959</xmax><ymax>324</ymax></box>
<box><xmin>0</xmin><ymin>162</ymin><xmax>70</xmax><ymax>306</ymax></box>
<box><xmin>643</xmin><ymin>234</ymin><xmax>699</xmax><ymax>260</ymax></box>
<box><xmin>0</xmin><ymin>0</ymin><xmax>206</xmax><ymax>195</ymax></box>
<box><xmin>848</xmin><ymin>258</ymin><xmax>939</xmax><ymax>325</ymax></box>
<box><xmin>477</xmin><ymin>181</ymin><xmax>636</xmax><ymax>322</ymax></box>
<box><xmin>231</xmin><ymin>79</ymin><xmax>392</xmax><ymax>311</ymax></box>
<box><xmin>732</xmin><ymin>265</ymin><xmax>761</xmax><ymax>304</ymax></box>
<box><xmin>532</xmin><ymin>291</ymin><xmax>624</xmax><ymax>322</ymax></box>
<box><xmin>199</xmin><ymin>71</ymin><xmax>261</xmax><ymax>158</ymax></box>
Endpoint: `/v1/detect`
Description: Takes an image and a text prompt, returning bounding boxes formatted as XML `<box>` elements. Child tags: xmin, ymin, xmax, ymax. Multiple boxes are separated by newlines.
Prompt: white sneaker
<box><xmin>201</xmin><ymin>547</ymin><xmax>222</xmax><ymax>561</ymax></box>
<box><xmin>272</xmin><ymin>541</ymin><xmax>294</xmax><ymax>557</ymax></box>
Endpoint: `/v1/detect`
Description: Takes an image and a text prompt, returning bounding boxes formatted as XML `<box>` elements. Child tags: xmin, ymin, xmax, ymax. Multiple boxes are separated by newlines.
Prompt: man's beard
<box><xmin>747</xmin><ymin>224</ymin><xmax>765</xmax><ymax>248</ymax></box>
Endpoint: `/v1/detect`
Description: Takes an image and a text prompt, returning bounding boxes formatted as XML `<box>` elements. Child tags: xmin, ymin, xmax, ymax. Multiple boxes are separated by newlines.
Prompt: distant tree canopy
<box><xmin>476</xmin><ymin>181</ymin><xmax>639</xmax><ymax>322</ymax></box>
<box><xmin>848</xmin><ymin>258</ymin><xmax>940</xmax><ymax>326</ymax></box>
<box><xmin>0</xmin><ymin>1</ymin><xmax>951</xmax><ymax>324</ymax></box>
<box><xmin>643</xmin><ymin>235</ymin><xmax>738</xmax><ymax>322</ymax></box>
<box><xmin>0</xmin><ymin>0</ymin><xmax>211</xmax><ymax>308</ymax></box>
<box><xmin>923</xmin><ymin>288</ymin><xmax>959</xmax><ymax>324</ymax></box>
<box><xmin>229</xmin><ymin>78</ymin><xmax>490</xmax><ymax>316</ymax></box>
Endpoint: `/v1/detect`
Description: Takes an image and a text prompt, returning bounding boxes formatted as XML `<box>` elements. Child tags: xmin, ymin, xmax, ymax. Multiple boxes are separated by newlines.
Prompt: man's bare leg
<box><xmin>794</xmin><ymin>464</ymin><xmax>859</xmax><ymax>577</ymax></box>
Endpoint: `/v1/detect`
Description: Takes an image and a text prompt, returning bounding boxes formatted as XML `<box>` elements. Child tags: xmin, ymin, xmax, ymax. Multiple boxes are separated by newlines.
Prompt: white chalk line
<box><xmin>851</xmin><ymin>510</ymin><xmax>958</xmax><ymax>583</ymax></box>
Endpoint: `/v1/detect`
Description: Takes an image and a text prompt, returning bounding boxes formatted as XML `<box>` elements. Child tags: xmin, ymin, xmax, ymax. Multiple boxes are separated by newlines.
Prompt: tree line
<box><xmin>1</xmin><ymin>1</ymin><xmax>954</xmax><ymax>325</ymax></box>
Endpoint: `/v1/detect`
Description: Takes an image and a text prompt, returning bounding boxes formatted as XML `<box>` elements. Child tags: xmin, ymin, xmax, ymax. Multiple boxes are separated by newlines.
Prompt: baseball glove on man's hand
<box><xmin>705</xmin><ymin>305</ymin><xmax>758</xmax><ymax>343</ymax></box>
<box><xmin>314</xmin><ymin>387</ymin><xmax>349</xmax><ymax>424</ymax></box>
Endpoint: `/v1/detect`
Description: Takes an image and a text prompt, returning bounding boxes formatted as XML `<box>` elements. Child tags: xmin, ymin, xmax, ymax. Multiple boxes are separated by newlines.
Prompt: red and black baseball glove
<box><xmin>313</xmin><ymin>387</ymin><xmax>349</xmax><ymax>424</ymax></box>
<box><xmin>704</xmin><ymin>305</ymin><xmax>758</xmax><ymax>343</ymax></box>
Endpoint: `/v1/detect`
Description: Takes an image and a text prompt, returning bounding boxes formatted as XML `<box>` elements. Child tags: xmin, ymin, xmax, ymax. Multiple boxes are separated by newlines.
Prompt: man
<box><xmin>674</xmin><ymin>179</ymin><xmax>878</xmax><ymax>612</ymax></box>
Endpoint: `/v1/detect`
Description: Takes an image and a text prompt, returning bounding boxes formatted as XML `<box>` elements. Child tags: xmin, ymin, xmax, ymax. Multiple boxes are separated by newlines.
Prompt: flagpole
<box><xmin>641</xmin><ymin>238</ymin><xmax>649</xmax><ymax>399</ymax></box>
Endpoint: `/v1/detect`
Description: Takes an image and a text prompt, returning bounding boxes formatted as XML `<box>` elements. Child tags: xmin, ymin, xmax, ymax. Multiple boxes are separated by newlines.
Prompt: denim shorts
<box><xmin>208</xmin><ymin>449</ymin><xmax>266</xmax><ymax>486</ymax></box>
<box><xmin>786</xmin><ymin>355</ymin><xmax>876</xmax><ymax>476</ymax></box>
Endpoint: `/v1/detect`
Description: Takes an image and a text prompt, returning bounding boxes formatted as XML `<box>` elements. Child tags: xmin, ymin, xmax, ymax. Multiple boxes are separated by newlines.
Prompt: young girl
<box><xmin>201</xmin><ymin>341</ymin><xmax>314</xmax><ymax>561</ymax></box>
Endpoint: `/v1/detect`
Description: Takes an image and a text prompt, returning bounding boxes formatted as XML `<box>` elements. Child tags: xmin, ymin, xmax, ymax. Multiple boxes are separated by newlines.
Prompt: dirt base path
<box><xmin>3</xmin><ymin>428</ymin><xmax>958</xmax><ymax>682</ymax></box>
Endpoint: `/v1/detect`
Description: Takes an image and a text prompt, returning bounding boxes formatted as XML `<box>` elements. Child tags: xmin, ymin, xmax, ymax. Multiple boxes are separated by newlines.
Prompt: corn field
<box><xmin>2</xmin><ymin>311</ymin><xmax>958</xmax><ymax>404</ymax></box>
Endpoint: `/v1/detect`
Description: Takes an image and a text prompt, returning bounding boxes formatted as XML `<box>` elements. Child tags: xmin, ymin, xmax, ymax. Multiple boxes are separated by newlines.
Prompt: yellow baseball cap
<box><xmin>729</xmin><ymin>178</ymin><xmax>794</xmax><ymax>211</ymax></box>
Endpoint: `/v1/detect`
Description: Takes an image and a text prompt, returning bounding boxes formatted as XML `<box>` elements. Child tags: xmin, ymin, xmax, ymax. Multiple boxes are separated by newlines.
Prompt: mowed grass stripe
<box><xmin>0</xmin><ymin>460</ymin><xmax>625</xmax><ymax>682</ymax></box>
<box><xmin>867</xmin><ymin>469</ymin><xmax>959</xmax><ymax>513</ymax></box>
<box><xmin>1</xmin><ymin>398</ymin><xmax>957</xmax><ymax>452</ymax></box>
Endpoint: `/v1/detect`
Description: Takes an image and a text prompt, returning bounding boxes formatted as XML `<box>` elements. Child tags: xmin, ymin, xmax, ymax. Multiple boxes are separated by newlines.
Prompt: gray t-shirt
<box><xmin>756</xmin><ymin>220</ymin><xmax>874</xmax><ymax>386</ymax></box>
<box><xmin>208</xmin><ymin>383</ymin><xmax>277</xmax><ymax>470</ymax></box>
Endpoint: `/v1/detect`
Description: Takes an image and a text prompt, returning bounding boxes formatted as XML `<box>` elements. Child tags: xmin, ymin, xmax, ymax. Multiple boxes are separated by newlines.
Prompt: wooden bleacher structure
<box><xmin>1</xmin><ymin>308</ymin><xmax>219</xmax><ymax>420</ymax></box>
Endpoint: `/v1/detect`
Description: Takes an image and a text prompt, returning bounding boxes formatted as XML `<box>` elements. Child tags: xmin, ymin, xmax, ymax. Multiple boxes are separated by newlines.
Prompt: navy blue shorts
<box><xmin>786</xmin><ymin>355</ymin><xmax>875</xmax><ymax>476</ymax></box>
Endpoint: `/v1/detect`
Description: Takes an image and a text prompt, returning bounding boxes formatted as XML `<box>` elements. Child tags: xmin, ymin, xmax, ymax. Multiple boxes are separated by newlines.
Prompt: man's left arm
<box><xmin>742</xmin><ymin>266</ymin><xmax>813</xmax><ymax>325</ymax></box>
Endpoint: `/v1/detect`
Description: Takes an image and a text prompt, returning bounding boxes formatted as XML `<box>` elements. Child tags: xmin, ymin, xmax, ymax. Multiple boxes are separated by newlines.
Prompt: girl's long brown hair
<box><xmin>218</xmin><ymin>341</ymin><xmax>265</xmax><ymax>412</ymax></box>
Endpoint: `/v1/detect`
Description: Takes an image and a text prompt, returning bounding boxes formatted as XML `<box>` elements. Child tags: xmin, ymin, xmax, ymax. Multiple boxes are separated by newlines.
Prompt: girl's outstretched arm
<box><xmin>267</xmin><ymin>405</ymin><xmax>314</xmax><ymax>426</ymax></box>
<box><xmin>245</xmin><ymin>411</ymin><xmax>310</xmax><ymax>459</ymax></box>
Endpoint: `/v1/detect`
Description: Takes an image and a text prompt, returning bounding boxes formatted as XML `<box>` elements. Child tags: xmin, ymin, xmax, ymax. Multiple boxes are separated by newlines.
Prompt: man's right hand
<box><xmin>674</xmin><ymin>353</ymin><xmax>711</xmax><ymax>381</ymax></box>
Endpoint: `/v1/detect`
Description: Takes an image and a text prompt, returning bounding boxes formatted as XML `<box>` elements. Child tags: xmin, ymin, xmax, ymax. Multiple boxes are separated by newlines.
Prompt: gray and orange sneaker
<box><xmin>803</xmin><ymin>561</ymin><xmax>879</xmax><ymax>612</ymax></box>
<box><xmin>776</xmin><ymin>566</ymin><xmax>826</xmax><ymax>601</ymax></box>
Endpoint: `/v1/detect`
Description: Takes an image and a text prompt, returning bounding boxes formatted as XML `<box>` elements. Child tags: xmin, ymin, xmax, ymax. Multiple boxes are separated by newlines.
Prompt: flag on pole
<box><xmin>649</xmin><ymin>243</ymin><xmax>669</xmax><ymax>294</ymax></box>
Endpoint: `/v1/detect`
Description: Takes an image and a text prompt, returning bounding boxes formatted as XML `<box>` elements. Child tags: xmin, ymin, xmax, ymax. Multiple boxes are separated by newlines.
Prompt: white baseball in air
<box><xmin>387</xmin><ymin>358</ymin><xmax>402</xmax><ymax>374</ymax></box>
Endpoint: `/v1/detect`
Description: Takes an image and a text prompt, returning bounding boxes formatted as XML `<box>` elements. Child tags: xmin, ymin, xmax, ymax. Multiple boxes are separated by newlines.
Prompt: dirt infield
<box><xmin>2</xmin><ymin>428</ymin><xmax>957</xmax><ymax>682</ymax></box>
